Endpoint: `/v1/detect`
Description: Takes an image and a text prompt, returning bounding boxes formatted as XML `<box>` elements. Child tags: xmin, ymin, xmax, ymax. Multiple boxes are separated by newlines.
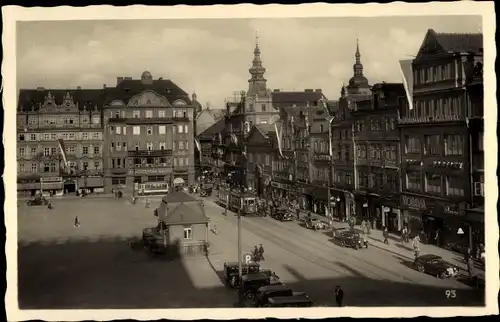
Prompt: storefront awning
<box><xmin>41</xmin><ymin>182</ymin><xmax>63</xmax><ymax>190</ymax></box>
<box><xmin>77</xmin><ymin>177</ymin><xmax>104</xmax><ymax>188</ymax></box>
<box><xmin>17</xmin><ymin>182</ymin><xmax>41</xmax><ymax>190</ymax></box>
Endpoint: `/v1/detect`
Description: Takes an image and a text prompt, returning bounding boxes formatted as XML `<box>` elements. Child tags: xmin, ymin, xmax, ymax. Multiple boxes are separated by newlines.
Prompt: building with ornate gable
<box><xmin>16</xmin><ymin>87</ymin><xmax>104</xmax><ymax>196</ymax></box>
<box><xmin>103</xmin><ymin>71</ymin><xmax>196</xmax><ymax>192</ymax></box>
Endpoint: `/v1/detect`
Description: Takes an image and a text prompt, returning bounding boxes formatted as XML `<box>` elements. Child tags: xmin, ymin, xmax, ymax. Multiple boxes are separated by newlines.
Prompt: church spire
<box><xmin>353</xmin><ymin>38</ymin><xmax>364</xmax><ymax>77</ymax></box>
<box><xmin>248</xmin><ymin>31</ymin><xmax>267</xmax><ymax>96</ymax></box>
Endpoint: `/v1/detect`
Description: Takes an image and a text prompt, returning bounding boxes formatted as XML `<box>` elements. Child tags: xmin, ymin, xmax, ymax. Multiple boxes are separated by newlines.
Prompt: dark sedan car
<box><xmin>332</xmin><ymin>228</ymin><xmax>368</xmax><ymax>249</ymax></box>
<box><xmin>414</xmin><ymin>254</ymin><xmax>459</xmax><ymax>278</ymax></box>
<box><xmin>270</xmin><ymin>208</ymin><xmax>294</xmax><ymax>221</ymax></box>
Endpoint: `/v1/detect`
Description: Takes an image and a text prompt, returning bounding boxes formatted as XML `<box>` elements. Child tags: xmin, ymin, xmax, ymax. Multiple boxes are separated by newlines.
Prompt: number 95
<box><xmin>445</xmin><ymin>290</ymin><xmax>456</xmax><ymax>298</ymax></box>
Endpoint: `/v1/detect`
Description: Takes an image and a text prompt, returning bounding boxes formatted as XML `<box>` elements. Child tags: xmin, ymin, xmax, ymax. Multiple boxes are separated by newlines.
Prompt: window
<box><xmin>67</xmin><ymin>145</ymin><xmax>76</xmax><ymax>154</ymax></box>
<box><xmin>179</xmin><ymin>157</ymin><xmax>184</xmax><ymax>166</ymax></box>
<box><xmin>82</xmin><ymin>146</ymin><xmax>89</xmax><ymax>155</ymax></box>
<box><xmin>133</xmin><ymin>126</ymin><xmax>141</xmax><ymax>135</ymax></box>
<box><xmin>92</xmin><ymin>116</ymin><xmax>100</xmax><ymax>124</ymax></box>
<box><xmin>424</xmin><ymin>135</ymin><xmax>441</xmax><ymax>155</ymax></box>
<box><xmin>50</xmin><ymin>147</ymin><xmax>57</xmax><ymax>155</ymax></box>
<box><xmin>69</xmin><ymin>133</ymin><xmax>75</xmax><ymax>140</ymax></box>
<box><xmin>444</xmin><ymin>135</ymin><xmax>463</xmax><ymax>156</ymax></box>
<box><xmin>30</xmin><ymin>133</ymin><xmax>37</xmax><ymax>141</ymax></box>
<box><xmin>18</xmin><ymin>147</ymin><xmax>25</xmax><ymax>156</ymax></box>
<box><xmin>123</xmin><ymin>142</ymin><xmax>127</xmax><ymax>151</ymax></box>
<box><xmin>147</xmin><ymin>142</ymin><xmax>153</xmax><ymax>151</ymax></box>
<box><xmin>405</xmin><ymin>136</ymin><xmax>421</xmax><ymax>154</ymax></box>
<box><xmin>116</xmin><ymin>126</ymin><xmax>121</xmax><ymax>135</ymax></box>
<box><xmin>147</xmin><ymin>126</ymin><xmax>153</xmax><ymax>135</ymax></box>
<box><xmin>158</xmin><ymin>110</ymin><xmax>165</xmax><ymax>118</ymax></box>
<box><xmin>177</xmin><ymin>125</ymin><xmax>184</xmax><ymax>134</ymax></box>
<box><xmin>159</xmin><ymin>125</ymin><xmax>166</xmax><ymax>135</ymax></box>
<box><xmin>19</xmin><ymin>134</ymin><xmax>25</xmax><ymax>141</ymax></box>
<box><xmin>262</xmin><ymin>104</ymin><xmax>266</xmax><ymax>112</ymax></box>
<box><xmin>43</xmin><ymin>133</ymin><xmax>50</xmax><ymax>141</ymax></box>
<box><xmin>478</xmin><ymin>132</ymin><xmax>484</xmax><ymax>151</ymax></box>
<box><xmin>183</xmin><ymin>227</ymin><xmax>192</xmax><ymax>239</ymax></box>
<box><xmin>145</xmin><ymin>110</ymin><xmax>153</xmax><ymax>118</ymax></box>
<box><xmin>173</xmin><ymin>141</ymin><xmax>177</xmax><ymax>151</ymax></box>
<box><xmin>319</xmin><ymin>124</ymin><xmax>324</xmax><ymax>133</ymax></box>
<box><xmin>446</xmin><ymin>176</ymin><xmax>464</xmax><ymax>196</ymax></box>
<box><xmin>265</xmin><ymin>154</ymin><xmax>270</xmax><ymax>165</ymax></box>
<box><xmin>178</xmin><ymin>141</ymin><xmax>185</xmax><ymax>150</ymax></box>
<box><xmin>31</xmin><ymin>163</ymin><xmax>37</xmax><ymax>173</ymax></box>
<box><xmin>93</xmin><ymin>132</ymin><xmax>100</xmax><ymax>140</ymax></box>
<box><xmin>116</xmin><ymin>143</ymin><xmax>122</xmax><ymax>151</ymax></box>
<box><xmin>44</xmin><ymin>148</ymin><xmax>50</xmax><ymax>156</ymax></box>
<box><xmin>184</xmin><ymin>157</ymin><xmax>188</xmax><ymax>166</ymax></box>
<box><xmin>43</xmin><ymin>163</ymin><xmax>50</xmax><ymax>172</ymax></box>
<box><xmin>112</xmin><ymin>177</ymin><xmax>126</xmax><ymax>185</ymax></box>
<box><xmin>94</xmin><ymin>146</ymin><xmax>100</xmax><ymax>155</ymax></box>
<box><xmin>82</xmin><ymin>132</ymin><xmax>88</xmax><ymax>140</ymax></box>
<box><xmin>94</xmin><ymin>161</ymin><xmax>100</xmax><ymax>169</ymax></box>
<box><xmin>425</xmin><ymin>173</ymin><xmax>442</xmax><ymax>194</ymax></box>
<box><xmin>30</xmin><ymin>147</ymin><xmax>37</xmax><ymax>155</ymax></box>
<box><xmin>50</xmin><ymin>163</ymin><xmax>56</xmax><ymax>172</ymax></box>
<box><xmin>82</xmin><ymin>161</ymin><xmax>89</xmax><ymax>170</ymax></box>
<box><xmin>174</xmin><ymin>157</ymin><xmax>178</xmax><ymax>166</ymax></box>
<box><xmin>346</xmin><ymin>173</ymin><xmax>352</xmax><ymax>185</ymax></box>
<box><xmin>133</xmin><ymin>110</ymin><xmax>140</xmax><ymax>118</ymax></box>
<box><xmin>406</xmin><ymin>171</ymin><xmax>421</xmax><ymax>191</ymax></box>
<box><xmin>159</xmin><ymin>142</ymin><xmax>166</xmax><ymax>150</ymax></box>
<box><xmin>185</xmin><ymin>141</ymin><xmax>189</xmax><ymax>151</ymax></box>
<box><xmin>184</xmin><ymin>125</ymin><xmax>189</xmax><ymax>133</ymax></box>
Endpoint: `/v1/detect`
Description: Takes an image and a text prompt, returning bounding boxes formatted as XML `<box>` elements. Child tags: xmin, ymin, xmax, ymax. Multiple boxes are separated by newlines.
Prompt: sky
<box><xmin>16</xmin><ymin>16</ymin><xmax>482</xmax><ymax>108</ymax></box>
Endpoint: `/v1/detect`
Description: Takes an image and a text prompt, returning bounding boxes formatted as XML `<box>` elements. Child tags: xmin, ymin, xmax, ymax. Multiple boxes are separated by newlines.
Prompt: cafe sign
<box><xmin>402</xmin><ymin>195</ymin><xmax>426</xmax><ymax>210</ymax></box>
<box><xmin>129</xmin><ymin>168</ymin><xmax>170</xmax><ymax>175</ymax></box>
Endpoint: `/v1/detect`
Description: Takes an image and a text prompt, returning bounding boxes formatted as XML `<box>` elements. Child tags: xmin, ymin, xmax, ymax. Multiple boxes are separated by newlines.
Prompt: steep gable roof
<box><xmin>434</xmin><ymin>30</ymin><xmax>483</xmax><ymax>53</ymax></box>
<box><xmin>159</xmin><ymin>201</ymin><xmax>208</xmax><ymax>225</ymax></box>
<box><xmin>162</xmin><ymin>191</ymin><xmax>196</xmax><ymax>203</ymax></box>
<box><xmin>255</xmin><ymin>123</ymin><xmax>276</xmax><ymax>138</ymax></box>
<box><xmin>197</xmin><ymin>117</ymin><xmax>225</xmax><ymax>140</ymax></box>
<box><xmin>272</xmin><ymin>91</ymin><xmax>325</xmax><ymax>108</ymax></box>
<box><xmin>208</xmin><ymin>109</ymin><xmax>225</xmax><ymax>121</ymax></box>
<box><xmin>17</xmin><ymin>88</ymin><xmax>104</xmax><ymax>112</ymax></box>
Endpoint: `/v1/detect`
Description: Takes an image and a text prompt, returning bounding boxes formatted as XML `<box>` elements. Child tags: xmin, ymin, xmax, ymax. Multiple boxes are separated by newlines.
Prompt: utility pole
<box><xmin>237</xmin><ymin>90</ymin><xmax>246</xmax><ymax>305</ymax></box>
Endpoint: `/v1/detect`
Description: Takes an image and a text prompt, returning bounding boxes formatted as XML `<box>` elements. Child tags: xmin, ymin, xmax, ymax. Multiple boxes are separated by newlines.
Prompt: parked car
<box><xmin>413</xmin><ymin>254</ymin><xmax>459</xmax><ymax>278</ymax></box>
<box><xmin>241</xmin><ymin>272</ymin><xmax>272</xmax><ymax>300</ymax></box>
<box><xmin>332</xmin><ymin>228</ymin><xmax>368</xmax><ymax>249</ymax></box>
<box><xmin>304</xmin><ymin>217</ymin><xmax>328</xmax><ymax>230</ymax></box>
<box><xmin>254</xmin><ymin>284</ymin><xmax>307</xmax><ymax>307</ymax></box>
<box><xmin>266</xmin><ymin>294</ymin><xmax>313</xmax><ymax>307</ymax></box>
<box><xmin>27</xmin><ymin>195</ymin><xmax>48</xmax><ymax>206</ymax></box>
<box><xmin>271</xmin><ymin>207</ymin><xmax>294</xmax><ymax>221</ymax></box>
<box><xmin>223</xmin><ymin>262</ymin><xmax>261</xmax><ymax>288</ymax></box>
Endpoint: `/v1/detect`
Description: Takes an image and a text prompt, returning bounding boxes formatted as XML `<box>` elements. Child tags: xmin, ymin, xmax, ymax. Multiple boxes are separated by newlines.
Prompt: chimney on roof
<box><xmin>117</xmin><ymin>77</ymin><xmax>124</xmax><ymax>85</ymax></box>
<box><xmin>305</xmin><ymin>89</ymin><xmax>313</xmax><ymax>92</ymax></box>
<box><xmin>77</xmin><ymin>86</ymin><xmax>81</xmax><ymax>90</ymax></box>
<box><xmin>103</xmin><ymin>84</ymin><xmax>106</xmax><ymax>89</ymax></box>
<box><xmin>315</xmin><ymin>89</ymin><xmax>322</xmax><ymax>93</ymax></box>
<box><xmin>36</xmin><ymin>87</ymin><xmax>44</xmax><ymax>91</ymax></box>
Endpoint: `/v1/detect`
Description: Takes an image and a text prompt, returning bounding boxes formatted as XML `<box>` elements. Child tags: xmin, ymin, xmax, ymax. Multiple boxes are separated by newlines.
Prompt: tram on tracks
<box><xmin>216</xmin><ymin>187</ymin><xmax>257</xmax><ymax>216</ymax></box>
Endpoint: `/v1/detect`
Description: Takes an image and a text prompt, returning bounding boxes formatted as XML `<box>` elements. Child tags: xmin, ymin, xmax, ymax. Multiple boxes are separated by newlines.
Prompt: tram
<box><xmin>216</xmin><ymin>187</ymin><xmax>257</xmax><ymax>216</ymax></box>
<box><xmin>137</xmin><ymin>182</ymin><xmax>170</xmax><ymax>196</ymax></box>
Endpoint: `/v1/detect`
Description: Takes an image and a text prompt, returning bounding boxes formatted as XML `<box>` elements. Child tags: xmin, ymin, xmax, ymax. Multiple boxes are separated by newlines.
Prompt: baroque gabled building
<box><xmin>103</xmin><ymin>71</ymin><xmax>196</xmax><ymax>194</ymax></box>
<box><xmin>246</xmin><ymin>124</ymin><xmax>277</xmax><ymax>198</ymax></box>
<box><xmin>398</xmin><ymin>29</ymin><xmax>483</xmax><ymax>249</ymax></box>
<box><xmin>16</xmin><ymin>88</ymin><xmax>104</xmax><ymax>196</ymax></box>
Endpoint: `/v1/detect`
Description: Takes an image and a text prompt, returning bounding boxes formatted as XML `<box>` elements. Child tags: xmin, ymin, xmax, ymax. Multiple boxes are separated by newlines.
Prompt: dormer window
<box><xmin>147</xmin><ymin>100</ymin><xmax>151</xmax><ymax>105</ymax></box>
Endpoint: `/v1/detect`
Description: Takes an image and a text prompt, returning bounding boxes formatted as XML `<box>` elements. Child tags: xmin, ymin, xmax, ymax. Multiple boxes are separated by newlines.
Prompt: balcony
<box><xmin>128</xmin><ymin>149</ymin><xmax>173</xmax><ymax>157</ymax></box>
<box><xmin>109</xmin><ymin>117</ymin><xmax>174</xmax><ymax>125</ymax></box>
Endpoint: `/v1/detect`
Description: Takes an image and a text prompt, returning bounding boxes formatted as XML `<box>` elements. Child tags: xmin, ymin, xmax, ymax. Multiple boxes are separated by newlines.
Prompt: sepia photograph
<box><xmin>3</xmin><ymin>2</ymin><xmax>497</xmax><ymax>320</ymax></box>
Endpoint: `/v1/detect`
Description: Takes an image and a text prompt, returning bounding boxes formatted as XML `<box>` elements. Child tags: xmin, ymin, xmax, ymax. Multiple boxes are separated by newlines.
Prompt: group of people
<box><xmin>252</xmin><ymin>244</ymin><xmax>265</xmax><ymax>262</ymax></box>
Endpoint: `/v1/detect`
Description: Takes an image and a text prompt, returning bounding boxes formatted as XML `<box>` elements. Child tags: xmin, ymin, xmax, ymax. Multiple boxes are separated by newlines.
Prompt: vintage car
<box><xmin>223</xmin><ymin>262</ymin><xmax>261</xmax><ymax>288</ymax></box>
<box><xmin>332</xmin><ymin>228</ymin><xmax>368</xmax><ymax>249</ymax></box>
<box><xmin>414</xmin><ymin>254</ymin><xmax>459</xmax><ymax>278</ymax></box>
<box><xmin>241</xmin><ymin>272</ymin><xmax>272</xmax><ymax>300</ymax></box>
<box><xmin>304</xmin><ymin>217</ymin><xmax>328</xmax><ymax>230</ymax></box>
<box><xmin>254</xmin><ymin>284</ymin><xmax>307</xmax><ymax>307</ymax></box>
<box><xmin>27</xmin><ymin>195</ymin><xmax>48</xmax><ymax>206</ymax></box>
<box><xmin>270</xmin><ymin>207</ymin><xmax>294</xmax><ymax>221</ymax></box>
<box><xmin>199</xmin><ymin>184</ymin><xmax>213</xmax><ymax>197</ymax></box>
<box><xmin>266</xmin><ymin>294</ymin><xmax>313</xmax><ymax>307</ymax></box>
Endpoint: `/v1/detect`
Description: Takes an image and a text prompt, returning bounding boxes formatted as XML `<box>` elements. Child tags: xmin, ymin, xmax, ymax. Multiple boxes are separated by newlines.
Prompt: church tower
<box><xmin>346</xmin><ymin>39</ymin><xmax>371</xmax><ymax>97</ymax></box>
<box><xmin>248</xmin><ymin>33</ymin><xmax>267</xmax><ymax>97</ymax></box>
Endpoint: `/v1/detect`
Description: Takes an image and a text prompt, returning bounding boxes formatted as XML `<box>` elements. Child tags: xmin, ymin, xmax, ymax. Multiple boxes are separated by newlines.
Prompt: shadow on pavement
<box><xmin>18</xmin><ymin>237</ymin><xmax>486</xmax><ymax>309</ymax></box>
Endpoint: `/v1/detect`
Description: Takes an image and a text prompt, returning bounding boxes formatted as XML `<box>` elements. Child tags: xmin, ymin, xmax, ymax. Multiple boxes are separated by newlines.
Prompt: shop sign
<box><xmin>401</xmin><ymin>195</ymin><xmax>426</xmax><ymax>210</ymax></box>
<box><xmin>128</xmin><ymin>168</ymin><xmax>170</xmax><ymax>175</ymax></box>
<box><xmin>443</xmin><ymin>204</ymin><xmax>459</xmax><ymax>216</ymax></box>
<box><xmin>41</xmin><ymin>177</ymin><xmax>62</xmax><ymax>182</ymax></box>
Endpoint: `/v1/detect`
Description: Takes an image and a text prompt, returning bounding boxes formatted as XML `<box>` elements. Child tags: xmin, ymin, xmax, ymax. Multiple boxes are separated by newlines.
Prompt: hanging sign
<box><xmin>457</xmin><ymin>228</ymin><xmax>465</xmax><ymax>235</ymax></box>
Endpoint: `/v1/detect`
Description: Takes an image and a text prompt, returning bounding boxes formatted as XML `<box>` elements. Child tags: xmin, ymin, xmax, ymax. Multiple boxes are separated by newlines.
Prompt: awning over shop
<box><xmin>174</xmin><ymin>177</ymin><xmax>185</xmax><ymax>185</ymax></box>
<box><xmin>17</xmin><ymin>182</ymin><xmax>41</xmax><ymax>190</ymax></box>
<box><xmin>40</xmin><ymin>182</ymin><xmax>63</xmax><ymax>190</ymax></box>
<box><xmin>77</xmin><ymin>177</ymin><xmax>104</xmax><ymax>188</ymax></box>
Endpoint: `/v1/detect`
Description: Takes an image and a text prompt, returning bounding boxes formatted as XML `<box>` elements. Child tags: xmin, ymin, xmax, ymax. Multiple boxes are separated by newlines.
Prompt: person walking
<box><xmin>74</xmin><ymin>215</ymin><xmax>80</xmax><ymax>228</ymax></box>
<box><xmin>334</xmin><ymin>285</ymin><xmax>344</xmax><ymax>307</ymax></box>
<box><xmin>258</xmin><ymin>244</ymin><xmax>265</xmax><ymax>261</ymax></box>
<box><xmin>412</xmin><ymin>235</ymin><xmax>421</xmax><ymax>262</ymax></box>
<box><xmin>401</xmin><ymin>226</ymin><xmax>408</xmax><ymax>243</ymax></box>
<box><xmin>383</xmin><ymin>227</ymin><xmax>389</xmax><ymax>244</ymax></box>
<box><xmin>361</xmin><ymin>220</ymin><xmax>366</xmax><ymax>234</ymax></box>
<box><xmin>253</xmin><ymin>246</ymin><xmax>260</xmax><ymax>262</ymax></box>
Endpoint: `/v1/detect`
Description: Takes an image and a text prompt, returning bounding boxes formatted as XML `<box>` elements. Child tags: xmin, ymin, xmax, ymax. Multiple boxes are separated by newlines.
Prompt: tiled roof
<box><xmin>158</xmin><ymin>200</ymin><xmax>208</xmax><ymax>225</ymax></box>
<box><xmin>17</xmin><ymin>88</ymin><xmax>104</xmax><ymax>112</ymax></box>
<box><xmin>255</xmin><ymin>123</ymin><xmax>276</xmax><ymax>138</ymax></box>
<box><xmin>432</xmin><ymin>29</ymin><xmax>483</xmax><ymax>53</ymax></box>
<box><xmin>161</xmin><ymin>191</ymin><xmax>196</xmax><ymax>203</ymax></box>
<box><xmin>271</xmin><ymin>91</ymin><xmax>325</xmax><ymax>107</ymax></box>
<box><xmin>104</xmin><ymin>79</ymin><xmax>192</xmax><ymax>105</ymax></box>
<box><xmin>208</xmin><ymin>109</ymin><xmax>225</xmax><ymax>121</ymax></box>
<box><xmin>197</xmin><ymin>117</ymin><xmax>225</xmax><ymax>140</ymax></box>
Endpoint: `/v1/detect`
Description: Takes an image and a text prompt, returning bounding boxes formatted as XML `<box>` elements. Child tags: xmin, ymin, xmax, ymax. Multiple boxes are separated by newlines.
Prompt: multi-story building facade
<box><xmin>271</xmin><ymin>90</ymin><xmax>326</xmax><ymax>205</ymax></box>
<box><xmin>463</xmin><ymin>49</ymin><xmax>484</xmax><ymax>248</ymax></box>
<box><xmin>398</xmin><ymin>29</ymin><xmax>482</xmax><ymax>248</ymax></box>
<box><xmin>352</xmin><ymin>83</ymin><xmax>405</xmax><ymax>232</ymax></box>
<box><xmin>246</xmin><ymin>124</ymin><xmax>276</xmax><ymax>197</ymax></box>
<box><xmin>103</xmin><ymin>71</ymin><xmax>195</xmax><ymax>193</ymax></box>
<box><xmin>196</xmin><ymin>117</ymin><xmax>225</xmax><ymax>180</ymax></box>
<box><xmin>16</xmin><ymin>88</ymin><xmax>104</xmax><ymax>196</ymax></box>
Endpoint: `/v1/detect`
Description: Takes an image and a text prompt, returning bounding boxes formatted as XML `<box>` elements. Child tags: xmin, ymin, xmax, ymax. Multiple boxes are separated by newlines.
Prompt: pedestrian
<box><xmin>401</xmin><ymin>226</ymin><xmax>408</xmax><ymax>243</ymax></box>
<box><xmin>467</xmin><ymin>255</ymin><xmax>475</xmax><ymax>280</ymax></box>
<box><xmin>253</xmin><ymin>246</ymin><xmax>260</xmax><ymax>262</ymax></box>
<box><xmin>74</xmin><ymin>215</ymin><xmax>80</xmax><ymax>228</ymax></box>
<box><xmin>434</xmin><ymin>229</ymin><xmax>440</xmax><ymax>246</ymax></box>
<box><xmin>334</xmin><ymin>285</ymin><xmax>344</xmax><ymax>307</ymax></box>
<box><xmin>412</xmin><ymin>235</ymin><xmax>420</xmax><ymax>262</ymax></box>
<box><xmin>361</xmin><ymin>220</ymin><xmax>366</xmax><ymax>234</ymax></box>
<box><xmin>258</xmin><ymin>244</ymin><xmax>265</xmax><ymax>261</ymax></box>
<box><xmin>383</xmin><ymin>227</ymin><xmax>389</xmax><ymax>244</ymax></box>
